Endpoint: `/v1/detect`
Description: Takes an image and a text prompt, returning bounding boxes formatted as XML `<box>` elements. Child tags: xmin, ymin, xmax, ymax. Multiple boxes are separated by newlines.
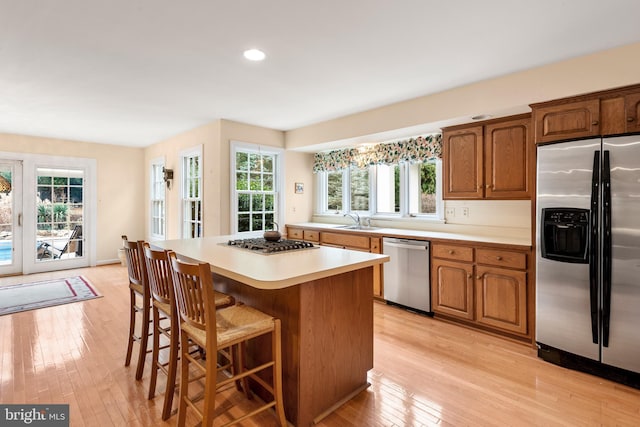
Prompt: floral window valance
<box><xmin>313</xmin><ymin>134</ymin><xmax>442</xmax><ymax>172</ymax></box>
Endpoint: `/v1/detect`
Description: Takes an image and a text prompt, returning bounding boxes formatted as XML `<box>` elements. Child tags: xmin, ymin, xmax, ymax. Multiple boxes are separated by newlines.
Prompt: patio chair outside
<box><xmin>38</xmin><ymin>224</ymin><xmax>83</xmax><ymax>260</ymax></box>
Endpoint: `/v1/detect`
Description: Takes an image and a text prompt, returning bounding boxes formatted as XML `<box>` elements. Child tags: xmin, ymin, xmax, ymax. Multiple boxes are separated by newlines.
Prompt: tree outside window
<box><xmin>235</xmin><ymin>150</ymin><xmax>276</xmax><ymax>232</ymax></box>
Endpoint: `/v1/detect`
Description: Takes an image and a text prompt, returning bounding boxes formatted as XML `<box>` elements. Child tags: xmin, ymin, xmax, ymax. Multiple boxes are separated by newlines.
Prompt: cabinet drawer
<box><xmin>320</xmin><ymin>232</ymin><xmax>371</xmax><ymax>250</ymax></box>
<box><xmin>476</xmin><ymin>248</ymin><xmax>526</xmax><ymax>270</ymax></box>
<box><xmin>303</xmin><ymin>230</ymin><xmax>319</xmax><ymax>242</ymax></box>
<box><xmin>432</xmin><ymin>244</ymin><xmax>473</xmax><ymax>262</ymax></box>
<box><xmin>287</xmin><ymin>227</ymin><xmax>303</xmax><ymax>239</ymax></box>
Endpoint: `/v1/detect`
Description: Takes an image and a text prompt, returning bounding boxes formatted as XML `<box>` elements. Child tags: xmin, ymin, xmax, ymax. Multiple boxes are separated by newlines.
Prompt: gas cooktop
<box><xmin>227</xmin><ymin>238</ymin><xmax>316</xmax><ymax>254</ymax></box>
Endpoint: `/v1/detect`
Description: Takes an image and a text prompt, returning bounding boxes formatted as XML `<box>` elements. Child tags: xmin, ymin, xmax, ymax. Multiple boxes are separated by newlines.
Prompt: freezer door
<box><xmin>536</xmin><ymin>138</ymin><xmax>600</xmax><ymax>361</ymax></box>
<box><xmin>601</xmin><ymin>136</ymin><xmax>640</xmax><ymax>374</ymax></box>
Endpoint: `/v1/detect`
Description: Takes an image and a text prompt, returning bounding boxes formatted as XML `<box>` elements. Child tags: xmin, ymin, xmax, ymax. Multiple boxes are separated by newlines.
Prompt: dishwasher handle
<box><xmin>383</xmin><ymin>240</ymin><xmax>429</xmax><ymax>251</ymax></box>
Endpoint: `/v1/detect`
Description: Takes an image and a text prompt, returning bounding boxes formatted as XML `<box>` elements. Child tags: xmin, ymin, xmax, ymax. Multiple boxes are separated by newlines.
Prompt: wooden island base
<box><xmin>214</xmin><ymin>266</ymin><xmax>374</xmax><ymax>427</ymax></box>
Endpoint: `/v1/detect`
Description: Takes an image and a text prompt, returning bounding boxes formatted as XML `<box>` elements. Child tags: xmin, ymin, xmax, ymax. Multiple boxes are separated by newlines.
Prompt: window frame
<box><xmin>316</xmin><ymin>159</ymin><xmax>443</xmax><ymax>221</ymax></box>
<box><xmin>230</xmin><ymin>141</ymin><xmax>284</xmax><ymax>235</ymax></box>
<box><xmin>149</xmin><ymin>157</ymin><xmax>166</xmax><ymax>241</ymax></box>
<box><xmin>180</xmin><ymin>145</ymin><xmax>203</xmax><ymax>239</ymax></box>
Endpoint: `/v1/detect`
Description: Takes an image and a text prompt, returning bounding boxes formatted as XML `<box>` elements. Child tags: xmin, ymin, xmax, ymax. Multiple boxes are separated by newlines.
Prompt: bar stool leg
<box><xmin>125</xmin><ymin>289</ymin><xmax>136</xmax><ymax>366</ymax></box>
<box><xmin>135</xmin><ymin>294</ymin><xmax>150</xmax><ymax>380</ymax></box>
<box><xmin>147</xmin><ymin>306</ymin><xmax>160</xmax><ymax>399</ymax></box>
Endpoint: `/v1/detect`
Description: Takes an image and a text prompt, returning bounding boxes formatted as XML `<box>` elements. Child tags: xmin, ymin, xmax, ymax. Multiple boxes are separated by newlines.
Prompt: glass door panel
<box><xmin>36</xmin><ymin>168</ymin><xmax>84</xmax><ymax>263</ymax></box>
<box><xmin>0</xmin><ymin>161</ymin><xmax>22</xmax><ymax>275</ymax></box>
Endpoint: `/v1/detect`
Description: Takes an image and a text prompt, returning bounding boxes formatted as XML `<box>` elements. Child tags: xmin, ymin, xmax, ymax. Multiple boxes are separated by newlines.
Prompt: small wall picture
<box><xmin>295</xmin><ymin>182</ymin><xmax>304</xmax><ymax>194</ymax></box>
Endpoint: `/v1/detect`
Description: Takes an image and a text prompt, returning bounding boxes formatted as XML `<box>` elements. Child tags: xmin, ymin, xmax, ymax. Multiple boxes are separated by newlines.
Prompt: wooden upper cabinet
<box><xmin>533</xmin><ymin>99</ymin><xmax>600</xmax><ymax>144</ymax></box>
<box><xmin>484</xmin><ymin>117</ymin><xmax>531</xmax><ymax>199</ymax></box>
<box><xmin>531</xmin><ymin>84</ymin><xmax>640</xmax><ymax>143</ymax></box>
<box><xmin>443</xmin><ymin>114</ymin><xmax>531</xmax><ymax>200</ymax></box>
<box><xmin>443</xmin><ymin>125</ymin><xmax>483</xmax><ymax>199</ymax></box>
<box><xmin>625</xmin><ymin>92</ymin><xmax>640</xmax><ymax>133</ymax></box>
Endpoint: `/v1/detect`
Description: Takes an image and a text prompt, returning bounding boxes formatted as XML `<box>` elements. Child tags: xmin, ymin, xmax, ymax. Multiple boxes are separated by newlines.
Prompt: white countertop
<box><xmin>153</xmin><ymin>235</ymin><xmax>389</xmax><ymax>290</ymax></box>
<box><xmin>288</xmin><ymin>222</ymin><xmax>532</xmax><ymax>247</ymax></box>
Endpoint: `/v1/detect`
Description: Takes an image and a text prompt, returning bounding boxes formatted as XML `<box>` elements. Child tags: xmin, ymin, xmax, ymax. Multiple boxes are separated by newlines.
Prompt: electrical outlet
<box><xmin>461</xmin><ymin>207</ymin><xmax>469</xmax><ymax>217</ymax></box>
<box><xmin>445</xmin><ymin>207</ymin><xmax>455</xmax><ymax>217</ymax></box>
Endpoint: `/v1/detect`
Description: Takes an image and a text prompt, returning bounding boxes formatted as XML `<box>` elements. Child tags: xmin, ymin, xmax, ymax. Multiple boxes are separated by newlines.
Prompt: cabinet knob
<box><xmin>448</xmin><ymin>250</ymin><xmax>454</xmax><ymax>254</ymax></box>
<box><xmin>496</xmin><ymin>256</ymin><xmax>502</xmax><ymax>261</ymax></box>
<box><xmin>485</xmin><ymin>184</ymin><xmax>490</xmax><ymax>189</ymax></box>
<box><xmin>476</xmin><ymin>275</ymin><xmax>482</xmax><ymax>280</ymax></box>
<box><xmin>628</xmin><ymin>117</ymin><xmax>635</xmax><ymax>122</ymax></box>
<box><xmin>592</xmin><ymin>120</ymin><xmax>599</xmax><ymax>126</ymax></box>
<box><xmin>468</xmin><ymin>274</ymin><xmax>473</xmax><ymax>279</ymax></box>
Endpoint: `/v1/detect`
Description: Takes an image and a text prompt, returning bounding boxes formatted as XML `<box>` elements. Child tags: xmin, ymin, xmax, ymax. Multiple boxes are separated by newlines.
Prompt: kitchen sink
<box><xmin>335</xmin><ymin>225</ymin><xmax>379</xmax><ymax>230</ymax></box>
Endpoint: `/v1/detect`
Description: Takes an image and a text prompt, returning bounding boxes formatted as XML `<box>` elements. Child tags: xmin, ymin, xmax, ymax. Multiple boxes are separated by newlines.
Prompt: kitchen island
<box><xmin>154</xmin><ymin>236</ymin><xmax>389</xmax><ymax>427</ymax></box>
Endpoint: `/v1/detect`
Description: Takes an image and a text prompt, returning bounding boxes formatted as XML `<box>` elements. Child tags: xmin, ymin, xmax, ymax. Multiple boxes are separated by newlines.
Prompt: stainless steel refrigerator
<box><xmin>536</xmin><ymin>135</ymin><xmax>640</xmax><ymax>388</ymax></box>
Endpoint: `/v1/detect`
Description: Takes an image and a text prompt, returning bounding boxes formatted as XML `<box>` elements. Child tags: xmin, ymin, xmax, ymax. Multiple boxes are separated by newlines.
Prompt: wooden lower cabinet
<box><xmin>431</xmin><ymin>258</ymin><xmax>474</xmax><ymax>320</ymax></box>
<box><xmin>475</xmin><ymin>266</ymin><xmax>527</xmax><ymax>334</ymax></box>
<box><xmin>431</xmin><ymin>242</ymin><xmax>531</xmax><ymax>341</ymax></box>
<box><xmin>286</xmin><ymin>226</ymin><xmax>384</xmax><ymax>298</ymax></box>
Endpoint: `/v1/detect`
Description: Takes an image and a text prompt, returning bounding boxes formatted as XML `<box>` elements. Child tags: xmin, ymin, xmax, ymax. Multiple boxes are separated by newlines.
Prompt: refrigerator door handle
<box><xmin>589</xmin><ymin>150</ymin><xmax>600</xmax><ymax>345</ymax></box>
<box><xmin>602</xmin><ymin>150</ymin><xmax>612</xmax><ymax>347</ymax></box>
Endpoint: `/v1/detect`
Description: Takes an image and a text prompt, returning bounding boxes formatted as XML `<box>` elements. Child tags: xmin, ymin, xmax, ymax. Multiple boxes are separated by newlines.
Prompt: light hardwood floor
<box><xmin>1</xmin><ymin>264</ymin><xmax>639</xmax><ymax>426</ymax></box>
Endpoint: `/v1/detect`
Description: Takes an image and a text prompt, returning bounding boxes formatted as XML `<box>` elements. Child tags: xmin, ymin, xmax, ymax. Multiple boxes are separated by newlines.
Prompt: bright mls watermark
<box><xmin>0</xmin><ymin>405</ymin><xmax>69</xmax><ymax>426</ymax></box>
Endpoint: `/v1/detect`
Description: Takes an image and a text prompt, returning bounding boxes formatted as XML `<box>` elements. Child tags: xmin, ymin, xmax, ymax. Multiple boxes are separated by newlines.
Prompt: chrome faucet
<box><xmin>344</xmin><ymin>212</ymin><xmax>361</xmax><ymax>227</ymax></box>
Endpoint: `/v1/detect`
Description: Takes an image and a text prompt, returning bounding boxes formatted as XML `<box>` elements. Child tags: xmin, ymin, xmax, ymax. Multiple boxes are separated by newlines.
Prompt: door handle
<box><xmin>18</xmin><ymin>213</ymin><xmax>22</xmax><ymax>226</ymax></box>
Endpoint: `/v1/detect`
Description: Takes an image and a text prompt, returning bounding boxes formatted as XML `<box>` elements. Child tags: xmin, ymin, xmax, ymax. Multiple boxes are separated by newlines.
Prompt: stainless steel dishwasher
<box><xmin>382</xmin><ymin>237</ymin><xmax>431</xmax><ymax>314</ymax></box>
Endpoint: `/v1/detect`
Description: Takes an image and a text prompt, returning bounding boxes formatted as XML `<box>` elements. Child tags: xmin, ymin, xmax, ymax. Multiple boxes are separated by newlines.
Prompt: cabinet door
<box><xmin>625</xmin><ymin>92</ymin><xmax>640</xmax><ymax>133</ymax></box>
<box><xmin>484</xmin><ymin>117</ymin><xmax>531</xmax><ymax>199</ymax></box>
<box><xmin>533</xmin><ymin>99</ymin><xmax>600</xmax><ymax>144</ymax></box>
<box><xmin>443</xmin><ymin>126</ymin><xmax>484</xmax><ymax>199</ymax></box>
<box><xmin>431</xmin><ymin>258</ymin><xmax>474</xmax><ymax>320</ymax></box>
<box><xmin>475</xmin><ymin>266</ymin><xmax>527</xmax><ymax>334</ymax></box>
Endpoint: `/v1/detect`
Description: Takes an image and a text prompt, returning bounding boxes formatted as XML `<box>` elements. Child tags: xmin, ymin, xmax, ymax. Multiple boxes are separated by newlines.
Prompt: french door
<box><xmin>0</xmin><ymin>160</ymin><xmax>23</xmax><ymax>275</ymax></box>
<box><xmin>0</xmin><ymin>153</ymin><xmax>95</xmax><ymax>275</ymax></box>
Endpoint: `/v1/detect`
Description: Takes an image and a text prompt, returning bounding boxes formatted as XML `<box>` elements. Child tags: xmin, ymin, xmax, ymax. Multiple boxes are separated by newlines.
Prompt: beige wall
<box><xmin>144</xmin><ymin>119</ymin><xmax>313</xmax><ymax>240</ymax></box>
<box><xmin>0</xmin><ymin>132</ymin><xmax>145</xmax><ymax>263</ymax></box>
<box><xmin>144</xmin><ymin>121</ymin><xmax>221</xmax><ymax>240</ymax></box>
<box><xmin>286</xmin><ymin>42</ymin><xmax>640</xmax><ymax>150</ymax></box>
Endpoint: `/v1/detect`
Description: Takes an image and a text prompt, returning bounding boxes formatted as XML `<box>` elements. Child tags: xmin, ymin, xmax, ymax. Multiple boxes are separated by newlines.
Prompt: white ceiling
<box><xmin>2</xmin><ymin>1</ymin><xmax>640</xmax><ymax>148</ymax></box>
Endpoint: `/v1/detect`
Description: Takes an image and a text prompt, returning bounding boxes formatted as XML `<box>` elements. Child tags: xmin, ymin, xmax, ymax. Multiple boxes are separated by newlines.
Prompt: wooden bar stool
<box><xmin>143</xmin><ymin>244</ymin><xmax>235</xmax><ymax>420</ymax></box>
<box><xmin>169</xmin><ymin>252</ymin><xmax>287</xmax><ymax>427</ymax></box>
<box><xmin>123</xmin><ymin>237</ymin><xmax>151</xmax><ymax>381</ymax></box>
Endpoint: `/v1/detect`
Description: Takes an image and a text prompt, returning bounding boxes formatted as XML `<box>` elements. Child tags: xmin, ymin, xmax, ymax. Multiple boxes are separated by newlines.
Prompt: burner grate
<box><xmin>227</xmin><ymin>238</ymin><xmax>315</xmax><ymax>254</ymax></box>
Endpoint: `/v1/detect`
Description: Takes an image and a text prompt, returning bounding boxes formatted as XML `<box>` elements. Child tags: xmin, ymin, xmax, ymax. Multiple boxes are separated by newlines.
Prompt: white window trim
<box><xmin>230</xmin><ymin>141</ymin><xmax>284</xmax><ymax>236</ymax></box>
<box><xmin>149</xmin><ymin>156</ymin><xmax>166</xmax><ymax>241</ymax></box>
<box><xmin>179</xmin><ymin>145</ymin><xmax>203</xmax><ymax>238</ymax></box>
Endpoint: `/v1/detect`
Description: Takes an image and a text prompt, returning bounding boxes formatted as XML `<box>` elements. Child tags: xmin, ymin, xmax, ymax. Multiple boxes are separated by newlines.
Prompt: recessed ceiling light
<box><xmin>243</xmin><ymin>49</ymin><xmax>266</xmax><ymax>61</ymax></box>
<box><xmin>471</xmin><ymin>114</ymin><xmax>492</xmax><ymax>121</ymax></box>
